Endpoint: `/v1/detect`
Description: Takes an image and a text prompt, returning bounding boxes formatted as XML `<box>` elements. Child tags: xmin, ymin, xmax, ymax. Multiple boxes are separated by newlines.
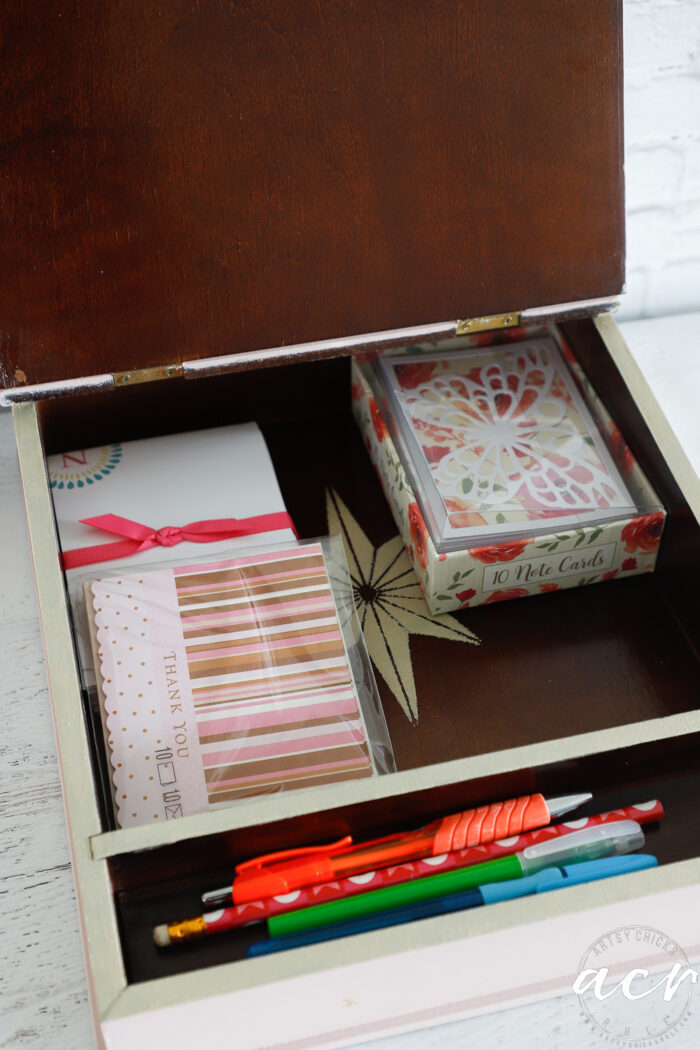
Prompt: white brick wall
<box><xmin>620</xmin><ymin>0</ymin><xmax>700</xmax><ymax>320</ymax></box>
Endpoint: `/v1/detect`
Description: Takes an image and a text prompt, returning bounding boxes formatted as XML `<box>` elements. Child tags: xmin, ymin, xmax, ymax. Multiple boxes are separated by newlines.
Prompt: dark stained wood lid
<box><xmin>0</xmin><ymin>1</ymin><xmax>624</xmax><ymax>390</ymax></box>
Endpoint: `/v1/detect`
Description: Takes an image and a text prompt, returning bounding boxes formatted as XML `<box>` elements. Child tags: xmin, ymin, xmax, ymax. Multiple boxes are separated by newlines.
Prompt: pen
<box><xmin>154</xmin><ymin>800</ymin><xmax>663</xmax><ymax>946</ymax></box>
<box><xmin>202</xmin><ymin>791</ymin><xmax>592</xmax><ymax>908</ymax></box>
<box><xmin>247</xmin><ymin>854</ymin><xmax>659</xmax><ymax>957</ymax></box>
<box><xmin>266</xmin><ymin>820</ymin><xmax>644</xmax><ymax>937</ymax></box>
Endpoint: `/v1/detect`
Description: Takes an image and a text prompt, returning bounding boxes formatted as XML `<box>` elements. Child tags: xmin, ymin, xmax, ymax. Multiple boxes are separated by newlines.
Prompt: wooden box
<box><xmin>3</xmin><ymin>3</ymin><xmax>700</xmax><ymax>1048</ymax></box>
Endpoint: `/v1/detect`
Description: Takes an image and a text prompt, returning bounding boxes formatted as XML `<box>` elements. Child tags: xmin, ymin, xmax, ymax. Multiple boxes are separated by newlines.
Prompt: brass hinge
<box><xmin>112</xmin><ymin>363</ymin><xmax>184</xmax><ymax>387</ymax></box>
<box><xmin>456</xmin><ymin>311</ymin><xmax>521</xmax><ymax>336</ymax></box>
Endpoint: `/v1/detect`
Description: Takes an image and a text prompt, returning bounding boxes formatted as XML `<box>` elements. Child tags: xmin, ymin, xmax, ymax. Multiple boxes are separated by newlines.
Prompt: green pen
<box><xmin>267</xmin><ymin>819</ymin><xmax>644</xmax><ymax>937</ymax></box>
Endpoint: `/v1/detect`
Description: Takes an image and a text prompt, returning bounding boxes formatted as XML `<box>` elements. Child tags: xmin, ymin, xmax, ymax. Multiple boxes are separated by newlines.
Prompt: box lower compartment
<box><xmin>113</xmin><ymin>731</ymin><xmax>700</xmax><ymax>984</ymax></box>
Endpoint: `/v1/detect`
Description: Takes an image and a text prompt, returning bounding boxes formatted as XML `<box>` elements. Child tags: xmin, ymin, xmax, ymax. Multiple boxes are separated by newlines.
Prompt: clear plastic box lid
<box><xmin>372</xmin><ymin>335</ymin><xmax>654</xmax><ymax>554</ymax></box>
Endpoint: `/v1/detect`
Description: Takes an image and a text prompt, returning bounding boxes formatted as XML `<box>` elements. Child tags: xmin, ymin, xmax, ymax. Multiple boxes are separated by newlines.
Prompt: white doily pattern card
<box><xmin>379</xmin><ymin>338</ymin><xmax>636</xmax><ymax>550</ymax></box>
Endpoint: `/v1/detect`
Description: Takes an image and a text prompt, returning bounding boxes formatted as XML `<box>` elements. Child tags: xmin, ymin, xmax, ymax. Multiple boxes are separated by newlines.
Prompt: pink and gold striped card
<box><xmin>87</xmin><ymin>543</ymin><xmax>376</xmax><ymax>827</ymax></box>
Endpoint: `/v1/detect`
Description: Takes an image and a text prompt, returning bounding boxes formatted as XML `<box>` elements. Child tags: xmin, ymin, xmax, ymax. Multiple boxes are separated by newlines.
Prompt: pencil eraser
<box><xmin>153</xmin><ymin>924</ymin><xmax>172</xmax><ymax>948</ymax></box>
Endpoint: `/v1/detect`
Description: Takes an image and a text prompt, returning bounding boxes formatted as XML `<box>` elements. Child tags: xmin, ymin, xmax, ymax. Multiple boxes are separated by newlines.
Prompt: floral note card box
<box><xmin>352</xmin><ymin>331</ymin><xmax>665</xmax><ymax>614</ymax></box>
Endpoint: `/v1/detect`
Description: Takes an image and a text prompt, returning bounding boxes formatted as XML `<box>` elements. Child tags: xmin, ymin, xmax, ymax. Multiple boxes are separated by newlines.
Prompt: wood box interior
<box><xmin>35</xmin><ymin>317</ymin><xmax>700</xmax><ymax>986</ymax></box>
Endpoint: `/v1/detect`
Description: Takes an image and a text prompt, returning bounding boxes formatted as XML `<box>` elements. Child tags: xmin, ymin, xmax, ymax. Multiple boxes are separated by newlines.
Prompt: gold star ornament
<box><xmin>326</xmin><ymin>490</ymin><xmax>479</xmax><ymax>723</ymax></box>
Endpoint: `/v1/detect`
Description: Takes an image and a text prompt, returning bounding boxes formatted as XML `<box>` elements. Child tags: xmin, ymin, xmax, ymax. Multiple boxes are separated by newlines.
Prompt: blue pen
<box><xmin>247</xmin><ymin>854</ymin><xmax>657</xmax><ymax>957</ymax></box>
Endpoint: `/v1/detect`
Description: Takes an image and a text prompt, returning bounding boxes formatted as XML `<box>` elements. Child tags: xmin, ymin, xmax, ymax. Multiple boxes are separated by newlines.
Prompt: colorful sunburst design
<box><xmin>49</xmin><ymin>443</ymin><xmax>123</xmax><ymax>490</ymax></box>
<box><xmin>326</xmin><ymin>489</ymin><xmax>479</xmax><ymax>723</ymax></box>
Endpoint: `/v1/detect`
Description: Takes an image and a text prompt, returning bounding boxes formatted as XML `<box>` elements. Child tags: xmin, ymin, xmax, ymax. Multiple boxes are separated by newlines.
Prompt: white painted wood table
<box><xmin>1</xmin><ymin>314</ymin><xmax>700</xmax><ymax>1050</ymax></box>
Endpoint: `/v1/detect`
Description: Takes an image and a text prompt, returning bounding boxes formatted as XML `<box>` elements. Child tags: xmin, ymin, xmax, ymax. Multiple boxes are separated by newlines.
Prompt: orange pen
<box><xmin>205</xmin><ymin>792</ymin><xmax>592</xmax><ymax>907</ymax></box>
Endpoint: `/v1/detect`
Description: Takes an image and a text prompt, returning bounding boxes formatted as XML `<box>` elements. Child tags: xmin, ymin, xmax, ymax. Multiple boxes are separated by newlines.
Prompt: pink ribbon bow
<box><xmin>60</xmin><ymin>512</ymin><xmax>298</xmax><ymax>570</ymax></box>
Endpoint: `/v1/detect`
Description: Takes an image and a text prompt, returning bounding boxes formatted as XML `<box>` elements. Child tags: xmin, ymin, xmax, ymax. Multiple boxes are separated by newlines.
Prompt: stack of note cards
<box><xmin>48</xmin><ymin>422</ymin><xmax>297</xmax><ymax>684</ymax></box>
<box><xmin>49</xmin><ymin>423</ymin><xmax>297</xmax><ymax>574</ymax></box>
<box><xmin>86</xmin><ymin>542</ymin><xmax>385</xmax><ymax>827</ymax></box>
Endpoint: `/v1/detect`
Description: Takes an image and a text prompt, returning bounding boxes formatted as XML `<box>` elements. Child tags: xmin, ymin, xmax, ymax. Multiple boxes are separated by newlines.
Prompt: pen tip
<box><xmin>153</xmin><ymin>924</ymin><xmax>172</xmax><ymax>948</ymax></box>
<box><xmin>201</xmin><ymin>890</ymin><xmax>230</xmax><ymax>908</ymax></box>
<box><xmin>546</xmin><ymin>792</ymin><xmax>593</xmax><ymax>818</ymax></box>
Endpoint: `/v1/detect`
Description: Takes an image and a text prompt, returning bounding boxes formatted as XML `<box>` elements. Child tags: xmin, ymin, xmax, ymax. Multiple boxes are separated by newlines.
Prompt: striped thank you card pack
<box><xmin>87</xmin><ymin>542</ymin><xmax>382</xmax><ymax>828</ymax></box>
